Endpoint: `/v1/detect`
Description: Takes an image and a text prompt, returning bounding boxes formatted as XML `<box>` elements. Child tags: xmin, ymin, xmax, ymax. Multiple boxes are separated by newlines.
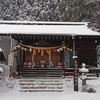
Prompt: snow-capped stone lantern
<box><xmin>79</xmin><ymin>63</ymin><xmax>89</xmax><ymax>86</ymax></box>
<box><xmin>0</xmin><ymin>67</ymin><xmax>3</xmax><ymax>79</ymax></box>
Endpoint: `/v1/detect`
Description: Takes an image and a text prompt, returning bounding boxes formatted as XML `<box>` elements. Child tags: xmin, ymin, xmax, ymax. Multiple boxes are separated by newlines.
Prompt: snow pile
<box><xmin>0</xmin><ymin>67</ymin><xmax>3</xmax><ymax>73</ymax></box>
<box><xmin>0</xmin><ymin>64</ymin><xmax>10</xmax><ymax>81</ymax></box>
<box><xmin>72</xmin><ymin>56</ymin><xmax>78</xmax><ymax>59</ymax></box>
<box><xmin>79</xmin><ymin>68</ymin><xmax>89</xmax><ymax>73</ymax></box>
<box><xmin>81</xmin><ymin>85</ymin><xmax>96</xmax><ymax>93</ymax></box>
<box><xmin>79</xmin><ymin>63</ymin><xmax>89</xmax><ymax>73</ymax></box>
<box><xmin>0</xmin><ymin>64</ymin><xmax>12</xmax><ymax>89</ymax></box>
<box><xmin>6</xmin><ymin>79</ymin><xmax>16</xmax><ymax>88</ymax></box>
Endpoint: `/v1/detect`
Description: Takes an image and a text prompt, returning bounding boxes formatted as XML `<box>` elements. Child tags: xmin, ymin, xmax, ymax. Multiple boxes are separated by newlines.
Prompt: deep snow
<box><xmin>0</xmin><ymin>77</ymin><xmax>100</xmax><ymax>100</ymax></box>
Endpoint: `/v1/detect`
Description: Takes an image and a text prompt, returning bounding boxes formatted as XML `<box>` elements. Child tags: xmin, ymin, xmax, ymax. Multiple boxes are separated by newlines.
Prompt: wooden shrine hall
<box><xmin>0</xmin><ymin>21</ymin><xmax>100</xmax><ymax>77</ymax></box>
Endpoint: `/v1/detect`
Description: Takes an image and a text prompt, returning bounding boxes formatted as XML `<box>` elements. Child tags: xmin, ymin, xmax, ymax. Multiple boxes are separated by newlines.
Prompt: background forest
<box><xmin>0</xmin><ymin>0</ymin><xmax>100</xmax><ymax>32</ymax></box>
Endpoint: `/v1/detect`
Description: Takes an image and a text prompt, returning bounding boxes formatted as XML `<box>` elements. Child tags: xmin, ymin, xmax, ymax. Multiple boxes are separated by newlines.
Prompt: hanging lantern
<box><xmin>70</xmin><ymin>49</ymin><xmax>72</xmax><ymax>52</ymax></box>
<box><xmin>21</xmin><ymin>47</ymin><xmax>24</xmax><ymax>50</ymax></box>
<box><xmin>46</xmin><ymin>50</ymin><xmax>48</xmax><ymax>53</ymax></box>
<box><xmin>38</xmin><ymin>49</ymin><xmax>40</xmax><ymax>53</ymax></box>
<box><xmin>13</xmin><ymin>47</ymin><xmax>17</xmax><ymax>51</ymax></box>
<box><xmin>29</xmin><ymin>47</ymin><xmax>32</xmax><ymax>52</ymax></box>
<box><xmin>57</xmin><ymin>49</ymin><xmax>60</xmax><ymax>52</ymax></box>
<box><xmin>41</xmin><ymin>50</ymin><xmax>44</xmax><ymax>56</ymax></box>
<box><xmin>63</xmin><ymin>46</ymin><xmax>66</xmax><ymax>49</ymax></box>
<box><xmin>33</xmin><ymin>50</ymin><xmax>36</xmax><ymax>55</ymax></box>
<box><xmin>48</xmin><ymin>49</ymin><xmax>51</xmax><ymax>55</ymax></box>
<box><xmin>17</xmin><ymin>45</ymin><xmax>21</xmax><ymax>48</ymax></box>
<box><xmin>24</xmin><ymin>48</ymin><xmax>27</xmax><ymax>51</ymax></box>
<box><xmin>41</xmin><ymin>64</ymin><xmax>44</xmax><ymax>68</ymax></box>
<box><xmin>67</xmin><ymin>48</ymin><xmax>70</xmax><ymax>51</ymax></box>
<box><xmin>61</xmin><ymin>48</ymin><xmax>63</xmax><ymax>51</ymax></box>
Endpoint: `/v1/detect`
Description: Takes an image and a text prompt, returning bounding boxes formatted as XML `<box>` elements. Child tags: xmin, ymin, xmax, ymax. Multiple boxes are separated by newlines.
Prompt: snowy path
<box><xmin>0</xmin><ymin>77</ymin><xmax>100</xmax><ymax>100</ymax></box>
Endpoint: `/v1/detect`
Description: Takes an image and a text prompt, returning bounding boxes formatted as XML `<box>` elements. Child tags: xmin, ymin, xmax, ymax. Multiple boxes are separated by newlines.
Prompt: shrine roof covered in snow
<box><xmin>0</xmin><ymin>21</ymin><xmax>100</xmax><ymax>36</ymax></box>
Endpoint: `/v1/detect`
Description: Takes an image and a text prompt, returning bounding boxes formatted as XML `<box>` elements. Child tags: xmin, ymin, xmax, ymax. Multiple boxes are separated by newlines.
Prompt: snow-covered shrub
<box><xmin>0</xmin><ymin>64</ymin><xmax>10</xmax><ymax>81</ymax></box>
<box><xmin>0</xmin><ymin>67</ymin><xmax>3</xmax><ymax>79</ymax></box>
<box><xmin>0</xmin><ymin>64</ymin><xmax>14</xmax><ymax>88</ymax></box>
<box><xmin>6</xmin><ymin>79</ymin><xmax>15</xmax><ymax>88</ymax></box>
<box><xmin>81</xmin><ymin>85</ymin><xmax>96</xmax><ymax>93</ymax></box>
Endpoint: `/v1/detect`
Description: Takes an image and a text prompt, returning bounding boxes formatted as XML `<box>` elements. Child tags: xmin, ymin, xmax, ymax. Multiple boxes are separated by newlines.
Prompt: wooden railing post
<box><xmin>19</xmin><ymin>48</ymin><xmax>22</xmax><ymax>77</ymax></box>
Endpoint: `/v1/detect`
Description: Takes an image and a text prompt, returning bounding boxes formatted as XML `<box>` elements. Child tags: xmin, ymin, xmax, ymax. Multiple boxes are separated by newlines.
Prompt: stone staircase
<box><xmin>18</xmin><ymin>78</ymin><xmax>64</xmax><ymax>92</ymax></box>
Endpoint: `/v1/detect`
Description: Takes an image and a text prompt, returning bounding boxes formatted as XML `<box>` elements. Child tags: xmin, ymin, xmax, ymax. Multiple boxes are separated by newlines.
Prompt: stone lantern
<box><xmin>79</xmin><ymin>63</ymin><xmax>89</xmax><ymax>86</ymax></box>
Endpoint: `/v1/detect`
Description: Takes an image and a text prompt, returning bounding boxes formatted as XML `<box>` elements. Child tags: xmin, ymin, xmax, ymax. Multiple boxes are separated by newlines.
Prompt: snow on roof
<box><xmin>0</xmin><ymin>21</ymin><xmax>100</xmax><ymax>36</ymax></box>
<box><xmin>0</xmin><ymin>20</ymin><xmax>88</xmax><ymax>25</ymax></box>
<box><xmin>0</xmin><ymin>48</ymin><xmax>3</xmax><ymax>52</ymax></box>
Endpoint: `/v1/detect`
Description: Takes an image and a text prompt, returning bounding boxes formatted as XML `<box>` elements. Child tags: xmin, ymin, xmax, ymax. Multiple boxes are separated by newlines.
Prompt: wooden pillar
<box><xmin>63</xmin><ymin>49</ymin><xmax>65</xmax><ymax>76</ymax></box>
<box><xmin>32</xmin><ymin>51</ymin><xmax>34</xmax><ymax>69</ymax></box>
<box><xmin>72</xmin><ymin>35</ymin><xmax>78</xmax><ymax>91</ymax></box>
<box><xmin>19</xmin><ymin>49</ymin><xmax>22</xmax><ymax>76</ymax></box>
<box><xmin>72</xmin><ymin>36</ymin><xmax>75</xmax><ymax>56</ymax></box>
<box><xmin>49</xmin><ymin>55</ymin><xmax>51</xmax><ymax>68</ymax></box>
<box><xmin>10</xmin><ymin>35</ymin><xmax>13</xmax><ymax>53</ymax></box>
<box><xmin>73</xmin><ymin>57</ymin><xmax>78</xmax><ymax>91</ymax></box>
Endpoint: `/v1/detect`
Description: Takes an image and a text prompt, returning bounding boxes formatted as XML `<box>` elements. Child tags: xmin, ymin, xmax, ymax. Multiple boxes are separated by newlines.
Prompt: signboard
<box><xmin>8</xmin><ymin>53</ymin><xmax>14</xmax><ymax>66</ymax></box>
<box><xmin>73</xmin><ymin>57</ymin><xmax>78</xmax><ymax>91</ymax></box>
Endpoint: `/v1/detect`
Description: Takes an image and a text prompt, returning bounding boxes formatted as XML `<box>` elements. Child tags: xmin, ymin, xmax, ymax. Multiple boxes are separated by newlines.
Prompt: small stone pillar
<box><xmin>79</xmin><ymin>63</ymin><xmax>89</xmax><ymax>86</ymax></box>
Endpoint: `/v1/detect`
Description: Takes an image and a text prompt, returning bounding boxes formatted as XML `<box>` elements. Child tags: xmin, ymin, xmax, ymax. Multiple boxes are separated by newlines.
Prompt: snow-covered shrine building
<box><xmin>0</xmin><ymin>21</ymin><xmax>100</xmax><ymax>77</ymax></box>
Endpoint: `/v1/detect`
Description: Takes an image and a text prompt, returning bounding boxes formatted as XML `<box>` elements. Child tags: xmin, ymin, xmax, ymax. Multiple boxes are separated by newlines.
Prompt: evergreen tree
<box><xmin>86</xmin><ymin>1</ymin><xmax>100</xmax><ymax>32</ymax></box>
<box><xmin>58</xmin><ymin>0</ymin><xmax>87</xmax><ymax>21</ymax></box>
<box><xmin>0</xmin><ymin>0</ymin><xmax>100</xmax><ymax>32</ymax></box>
<box><xmin>0</xmin><ymin>0</ymin><xmax>59</xmax><ymax>21</ymax></box>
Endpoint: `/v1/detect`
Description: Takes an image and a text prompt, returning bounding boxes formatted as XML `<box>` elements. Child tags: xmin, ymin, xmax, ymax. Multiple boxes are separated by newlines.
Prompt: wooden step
<box><xmin>19</xmin><ymin>90</ymin><xmax>64</xmax><ymax>92</ymax></box>
<box><xmin>87</xmin><ymin>74</ymin><xmax>97</xmax><ymax>77</ymax></box>
<box><xmin>21</xmin><ymin>69</ymin><xmax>63</xmax><ymax>77</ymax></box>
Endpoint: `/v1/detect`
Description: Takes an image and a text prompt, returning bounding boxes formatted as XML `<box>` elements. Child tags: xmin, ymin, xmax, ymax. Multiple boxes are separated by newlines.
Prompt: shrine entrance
<box><xmin>13</xmin><ymin>41</ymin><xmax>72</xmax><ymax>68</ymax></box>
<box><xmin>12</xmin><ymin>35</ymin><xmax>72</xmax><ymax>77</ymax></box>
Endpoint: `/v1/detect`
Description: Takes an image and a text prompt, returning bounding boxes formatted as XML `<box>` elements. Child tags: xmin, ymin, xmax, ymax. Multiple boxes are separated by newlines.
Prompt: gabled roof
<box><xmin>0</xmin><ymin>21</ymin><xmax>100</xmax><ymax>36</ymax></box>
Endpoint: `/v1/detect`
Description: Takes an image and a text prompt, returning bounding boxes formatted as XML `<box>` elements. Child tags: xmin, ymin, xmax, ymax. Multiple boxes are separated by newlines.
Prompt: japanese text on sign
<box><xmin>8</xmin><ymin>53</ymin><xmax>14</xmax><ymax>66</ymax></box>
<box><xmin>73</xmin><ymin>57</ymin><xmax>78</xmax><ymax>91</ymax></box>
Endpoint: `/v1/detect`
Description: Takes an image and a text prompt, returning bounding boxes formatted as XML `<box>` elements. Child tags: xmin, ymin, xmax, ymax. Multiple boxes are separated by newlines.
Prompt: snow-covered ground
<box><xmin>0</xmin><ymin>77</ymin><xmax>100</xmax><ymax>100</ymax></box>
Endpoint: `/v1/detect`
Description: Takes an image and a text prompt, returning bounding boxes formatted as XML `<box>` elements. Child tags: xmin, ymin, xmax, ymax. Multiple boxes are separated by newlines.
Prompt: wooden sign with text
<box><xmin>8</xmin><ymin>53</ymin><xmax>14</xmax><ymax>66</ymax></box>
<box><xmin>73</xmin><ymin>57</ymin><xmax>78</xmax><ymax>91</ymax></box>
